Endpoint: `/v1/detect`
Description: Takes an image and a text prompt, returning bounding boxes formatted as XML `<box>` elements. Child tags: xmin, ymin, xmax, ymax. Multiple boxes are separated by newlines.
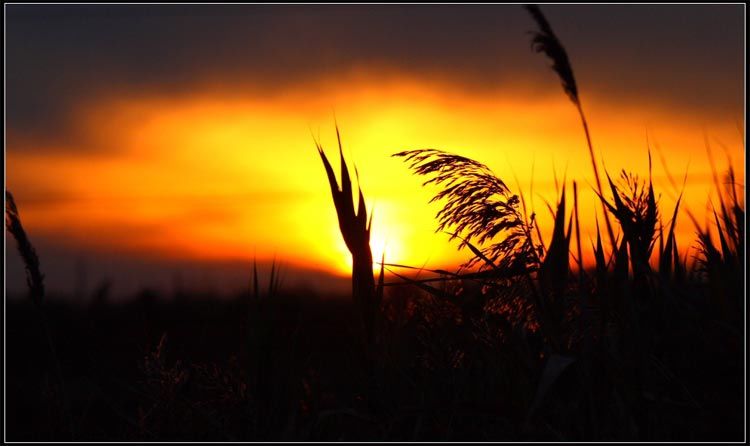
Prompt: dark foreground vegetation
<box><xmin>5</xmin><ymin>5</ymin><xmax>745</xmax><ymax>442</ymax></box>
<box><xmin>4</xmin><ymin>254</ymin><xmax>745</xmax><ymax>442</ymax></box>
<box><xmin>5</xmin><ymin>134</ymin><xmax>747</xmax><ymax>442</ymax></box>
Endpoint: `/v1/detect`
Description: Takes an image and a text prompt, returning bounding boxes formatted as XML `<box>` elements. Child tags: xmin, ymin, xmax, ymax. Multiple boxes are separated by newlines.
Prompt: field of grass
<box><xmin>5</xmin><ymin>5</ymin><xmax>745</xmax><ymax>442</ymax></box>
<box><xmin>4</xmin><ymin>217</ymin><xmax>745</xmax><ymax>441</ymax></box>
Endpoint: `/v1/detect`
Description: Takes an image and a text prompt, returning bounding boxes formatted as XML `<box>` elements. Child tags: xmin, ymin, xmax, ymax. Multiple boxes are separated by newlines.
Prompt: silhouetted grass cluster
<box><xmin>4</xmin><ymin>4</ymin><xmax>744</xmax><ymax>442</ymax></box>
<box><xmin>378</xmin><ymin>4</ymin><xmax>745</xmax><ymax>440</ymax></box>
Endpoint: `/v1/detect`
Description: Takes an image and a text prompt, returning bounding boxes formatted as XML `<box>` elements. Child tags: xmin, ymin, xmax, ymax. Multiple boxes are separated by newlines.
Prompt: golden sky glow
<box><xmin>6</xmin><ymin>74</ymin><xmax>744</xmax><ymax>281</ymax></box>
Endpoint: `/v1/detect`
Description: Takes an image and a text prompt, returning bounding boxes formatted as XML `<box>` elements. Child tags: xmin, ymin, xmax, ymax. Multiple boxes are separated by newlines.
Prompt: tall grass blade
<box><xmin>5</xmin><ymin>191</ymin><xmax>45</xmax><ymax>302</ymax></box>
<box><xmin>317</xmin><ymin>128</ymin><xmax>377</xmax><ymax>350</ymax></box>
<box><xmin>385</xmin><ymin>267</ymin><xmax>453</xmax><ymax>301</ymax></box>
<box><xmin>525</xmin><ymin>4</ymin><xmax>616</xmax><ymax>252</ymax></box>
<box><xmin>712</xmin><ymin>209</ymin><xmax>733</xmax><ymax>265</ymax></box>
<box><xmin>593</xmin><ymin>220</ymin><xmax>607</xmax><ymax>278</ymax></box>
<box><xmin>659</xmin><ymin>195</ymin><xmax>682</xmax><ymax>277</ymax></box>
<box><xmin>573</xmin><ymin>181</ymin><xmax>584</xmax><ymax>285</ymax></box>
<box><xmin>5</xmin><ymin>190</ymin><xmax>74</xmax><ymax>438</ymax></box>
<box><xmin>539</xmin><ymin>187</ymin><xmax>569</xmax><ymax>299</ymax></box>
<box><xmin>376</xmin><ymin>252</ymin><xmax>385</xmax><ymax>310</ymax></box>
<box><xmin>614</xmin><ymin>237</ymin><xmax>629</xmax><ymax>282</ymax></box>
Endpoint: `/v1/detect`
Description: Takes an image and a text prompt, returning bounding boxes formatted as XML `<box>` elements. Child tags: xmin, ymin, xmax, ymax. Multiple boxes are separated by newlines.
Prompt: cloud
<box><xmin>6</xmin><ymin>4</ymin><xmax>743</xmax><ymax>153</ymax></box>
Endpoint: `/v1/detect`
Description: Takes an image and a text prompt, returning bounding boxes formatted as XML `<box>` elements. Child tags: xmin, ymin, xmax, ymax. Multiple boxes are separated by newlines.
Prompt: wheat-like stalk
<box><xmin>5</xmin><ymin>190</ymin><xmax>76</xmax><ymax>438</ymax></box>
<box><xmin>5</xmin><ymin>191</ymin><xmax>45</xmax><ymax>302</ymax></box>
<box><xmin>394</xmin><ymin>149</ymin><xmax>540</xmax><ymax>273</ymax></box>
<box><xmin>525</xmin><ymin>4</ymin><xmax>617</xmax><ymax>253</ymax></box>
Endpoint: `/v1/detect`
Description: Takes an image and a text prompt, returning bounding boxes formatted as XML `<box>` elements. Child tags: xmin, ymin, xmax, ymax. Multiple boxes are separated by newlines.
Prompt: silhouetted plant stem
<box><xmin>316</xmin><ymin>127</ymin><xmax>379</xmax><ymax>356</ymax></box>
<box><xmin>525</xmin><ymin>4</ymin><xmax>617</xmax><ymax>253</ymax></box>
<box><xmin>5</xmin><ymin>191</ymin><xmax>75</xmax><ymax>439</ymax></box>
<box><xmin>573</xmin><ymin>182</ymin><xmax>584</xmax><ymax>282</ymax></box>
<box><xmin>575</xmin><ymin>102</ymin><xmax>617</xmax><ymax>252</ymax></box>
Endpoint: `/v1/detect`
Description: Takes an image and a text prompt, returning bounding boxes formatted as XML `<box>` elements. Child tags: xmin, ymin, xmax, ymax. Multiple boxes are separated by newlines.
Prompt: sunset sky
<box><xmin>5</xmin><ymin>4</ymin><xmax>744</xmax><ymax>299</ymax></box>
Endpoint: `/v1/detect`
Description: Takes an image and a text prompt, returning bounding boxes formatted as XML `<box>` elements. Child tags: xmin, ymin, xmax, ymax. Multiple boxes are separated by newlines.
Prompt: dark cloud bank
<box><xmin>7</xmin><ymin>4</ymin><xmax>744</xmax><ymax>150</ymax></box>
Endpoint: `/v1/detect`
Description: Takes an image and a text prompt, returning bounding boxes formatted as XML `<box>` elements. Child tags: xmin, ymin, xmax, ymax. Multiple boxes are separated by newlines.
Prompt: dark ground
<box><xmin>5</xmin><ymin>285</ymin><xmax>746</xmax><ymax>442</ymax></box>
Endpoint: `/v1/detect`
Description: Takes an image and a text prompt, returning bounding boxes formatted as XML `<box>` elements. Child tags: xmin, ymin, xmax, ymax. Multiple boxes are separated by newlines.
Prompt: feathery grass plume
<box><xmin>524</xmin><ymin>4</ymin><xmax>616</xmax><ymax>252</ymax></box>
<box><xmin>524</xmin><ymin>4</ymin><xmax>578</xmax><ymax>105</ymax></box>
<box><xmin>393</xmin><ymin>149</ymin><xmax>540</xmax><ymax>273</ymax></box>
<box><xmin>317</xmin><ymin>126</ymin><xmax>378</xmax><ymax>349</ymax></box>
<box><xmin>5</xmin><ymin>191</ymin><xmax>45</xmax><ymax>302</ymax></box>
<box><xmin>596</xmin><ymin>170</ymin><xmax>658</xmax><ymax>280</ymax></box>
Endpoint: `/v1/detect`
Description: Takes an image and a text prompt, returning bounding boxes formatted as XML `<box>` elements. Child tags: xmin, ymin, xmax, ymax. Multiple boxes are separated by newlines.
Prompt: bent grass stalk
<box><xmin>524</xmin><ymin>4</ymin><xmax>617</xmax><ymax>254</ymax></box>
<box><xmin>5</xmin><ymin>191</ymin><xmax>74</xmax><ymax>439</ymax></box>
<box><xmin>5</xmin><ymin>191</ymin><xmax>44</xmax><ymax>302</ymax></box>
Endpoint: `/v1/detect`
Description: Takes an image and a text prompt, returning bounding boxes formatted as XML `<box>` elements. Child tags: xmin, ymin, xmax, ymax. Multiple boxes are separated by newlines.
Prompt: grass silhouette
<box><xmin>6</xmin><ymin>190</ymin><xmax>75</xmax><ymax>439</ymax></box>
<box><xmin>5</xmin><ymin>5</ymin><xmax>745</xmax><ymax>442</ymax></box>
<box><xmin>380</xmin><ymin>4</ymin><xmax>745</xmax><ymax>440</ymax></box>
<box><xmin>525</xmin><ymin>4</ymin><xmax>617</xmax><ymax>252</ymax></box>
<box><xmin>316</xmin><ymin>126</ymin><xmax>382</xmax><ymax>356</ymax></box>
<box><xmin>6</xmin><ymin>191</ymin><xmax>45</xmax><ymax>303</ymax></box>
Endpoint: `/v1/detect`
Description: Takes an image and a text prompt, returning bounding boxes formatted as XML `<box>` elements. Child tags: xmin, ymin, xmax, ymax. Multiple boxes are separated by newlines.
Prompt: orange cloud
<box><xmin>6</xmin><ymin>76</ymin><xmax>744</xmax><ymax>280</ymax></box>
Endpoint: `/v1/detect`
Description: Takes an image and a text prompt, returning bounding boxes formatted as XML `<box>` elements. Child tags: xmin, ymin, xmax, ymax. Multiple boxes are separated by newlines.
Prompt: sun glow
<box><xmin>6</xmin><ymin>75</ymin><xmax>743</xmax><ymax>282</ymax></box>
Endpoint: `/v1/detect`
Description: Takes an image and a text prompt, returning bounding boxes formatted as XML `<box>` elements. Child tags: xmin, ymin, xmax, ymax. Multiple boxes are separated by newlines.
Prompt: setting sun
<box><xmin>6</xmin><ymin>78</ymin><xmax>742</xmax><ymax>284</ymax></box>
<box><xmin>5</xmin><ymin>5</ymin><xmax>744</xmax><ymax>441</ymax></box>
